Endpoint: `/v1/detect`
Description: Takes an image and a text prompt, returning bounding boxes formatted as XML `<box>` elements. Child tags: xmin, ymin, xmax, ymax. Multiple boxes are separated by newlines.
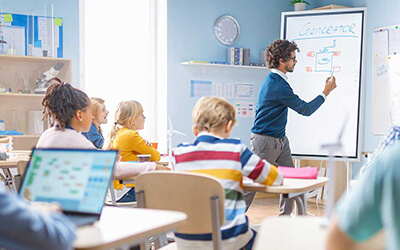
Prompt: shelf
<box><xmin>0</xmin><ymin>93</ymin><xmax>44</xmax><ymax>97</ymax></box>
<box><xmin>0</xmin><ymin>54</ymin><xmax>71</xmax><ymax>63</ymax></box>
<box><xmin>181</xmin><ymin>62</ymin><xmax>269</xmax><ymax>70</ymax></box>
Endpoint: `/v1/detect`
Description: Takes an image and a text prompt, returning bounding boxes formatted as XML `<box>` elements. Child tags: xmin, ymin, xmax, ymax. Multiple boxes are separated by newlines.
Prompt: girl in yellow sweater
<box><xmin>104</xmin><ymin>100</ymin><xmax>161</xmax><ymax>202</ymax></box>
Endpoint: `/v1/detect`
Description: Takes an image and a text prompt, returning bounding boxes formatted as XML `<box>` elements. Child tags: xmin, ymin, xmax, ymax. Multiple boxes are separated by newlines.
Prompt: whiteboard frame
<box><xmin>280</xmin><ymin>8</ymin><xmax>367</xmax><ymax>162</ymax></box>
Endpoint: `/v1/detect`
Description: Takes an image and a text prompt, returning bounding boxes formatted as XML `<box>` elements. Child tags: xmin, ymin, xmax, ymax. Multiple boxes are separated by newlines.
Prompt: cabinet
<box><xmin>0</xmin><ymin>55</ymin><xmax>72</xmax><ymax>149</ymax></box>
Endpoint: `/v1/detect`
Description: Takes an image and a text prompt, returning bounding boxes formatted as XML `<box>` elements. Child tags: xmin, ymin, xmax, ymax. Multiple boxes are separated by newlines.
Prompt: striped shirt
<box><xmin>360</xmin><ymin>126</ymin><xmax>400</xmax><ymax>175</ymax></box>
<box><xmin>174</xmin><ymin>132</ymin><xmax>284</xmax><ymax>250</ymax></box>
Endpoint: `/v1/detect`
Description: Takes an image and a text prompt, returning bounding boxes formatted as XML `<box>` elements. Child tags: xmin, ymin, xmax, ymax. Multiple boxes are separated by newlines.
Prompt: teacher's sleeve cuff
<box><xmin>319</xmin><ymin>93</ymin><xmax>327</xmax><ymax>101</ymax></box>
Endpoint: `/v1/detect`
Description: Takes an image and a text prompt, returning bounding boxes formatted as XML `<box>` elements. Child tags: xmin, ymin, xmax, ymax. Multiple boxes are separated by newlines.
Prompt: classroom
<box><xmin>0</xmin><ymin>0</ymin><xmax>399</xmax><ymax>249</ymax></box>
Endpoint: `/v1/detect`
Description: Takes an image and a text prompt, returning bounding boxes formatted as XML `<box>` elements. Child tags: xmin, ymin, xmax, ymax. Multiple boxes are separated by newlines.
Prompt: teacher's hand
<box><xmin>323</xmin><ymin>76</ymin><xmax>337</xmax><ymax>97</ymax></box>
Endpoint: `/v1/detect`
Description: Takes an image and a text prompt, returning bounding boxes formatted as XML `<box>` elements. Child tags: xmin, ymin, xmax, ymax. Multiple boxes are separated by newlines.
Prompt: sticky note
<box><xmin>4</xmin><ymin>14</ymin><xmax>13</xmax><ymax>22</ymax></box>
<box><xmin>54</xmin><ymin>18</ymin><xmax>63</xmax><ymax>26</ymax></box>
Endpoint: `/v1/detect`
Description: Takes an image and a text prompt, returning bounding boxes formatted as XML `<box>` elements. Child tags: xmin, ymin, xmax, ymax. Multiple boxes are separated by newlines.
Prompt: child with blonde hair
<box><xmin>174</xmin><ymin>96</ymin><xmax>284</xmax><ymax>250</ymax></box>
<box><xmin>82</xmin><ymin>97</ymin><xmax>109</xmax><ymax>149</ymax></box>
<box><xmin>104</xmin><ymin>100</ymin><xmax>161</xmax><ymax>202</ymax></box>
<box><xmin>37</xmin><ymin>79</ymin><xmax>159</xmax><ymax>203</ymax></box>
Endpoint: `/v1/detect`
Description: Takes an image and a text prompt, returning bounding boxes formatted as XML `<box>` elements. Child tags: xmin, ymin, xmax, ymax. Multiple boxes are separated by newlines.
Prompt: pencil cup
<box><xmin>151</xmin><ymin>142</ymin><xmax>158</xmax><ymax>150</ymax></box>
<box><xmin>137</xmin><ymin>154</ymin><xmax>151</xmax><ymax>162</ymax></box>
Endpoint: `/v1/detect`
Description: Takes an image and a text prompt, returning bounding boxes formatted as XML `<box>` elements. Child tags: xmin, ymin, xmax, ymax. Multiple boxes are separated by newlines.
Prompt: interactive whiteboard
<box><xmin>281</xmin><ymin>8</ymin><xmax>366</xmax><ymax>160</ymax></box>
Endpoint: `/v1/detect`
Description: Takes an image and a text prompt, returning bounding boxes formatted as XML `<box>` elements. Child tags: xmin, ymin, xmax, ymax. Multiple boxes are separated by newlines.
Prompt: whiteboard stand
<box><xmin>294</xmin><ymin>158</ymin><xmax>301</xmax><ymax>168</ymax></box>
<box><xmin>346</xmin><ymin>162</ymin><xmax>352</xmax><ymax>195</ymax></box>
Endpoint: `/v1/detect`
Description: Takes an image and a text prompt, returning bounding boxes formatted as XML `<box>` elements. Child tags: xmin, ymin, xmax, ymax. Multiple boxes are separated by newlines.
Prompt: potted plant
<box><xmin>289</xmin><ymin>0</ymin><xmax>310</xmax><ymax>11</ymax></box>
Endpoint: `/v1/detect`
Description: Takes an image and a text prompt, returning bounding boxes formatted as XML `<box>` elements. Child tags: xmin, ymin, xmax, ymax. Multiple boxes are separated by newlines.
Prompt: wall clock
<box><xmin>213</xmin><ymin>15</ymin><xmax>240</xmax><ymax>45</ymax></box>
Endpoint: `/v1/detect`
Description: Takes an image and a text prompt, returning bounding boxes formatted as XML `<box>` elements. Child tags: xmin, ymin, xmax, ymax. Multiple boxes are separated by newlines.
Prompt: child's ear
<box><xmin>225</xmin><ymin>120</ymin><xmax>234</xmax><ymax>134</ymax></box>
<box><xmin>75</xmin><ymin>110</ymin><xmax>83</xmax><ymax>122</ymax></box>
<box><xmin>192</xmin><ymin>125</ymin><xmax>199</xmax><ymax>136</ymax></box>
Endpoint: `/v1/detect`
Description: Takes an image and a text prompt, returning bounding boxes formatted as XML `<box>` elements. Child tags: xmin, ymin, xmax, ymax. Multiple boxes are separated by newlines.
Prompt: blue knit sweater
<box><xmin>251</xmin><ymin>72</ymin><xmax>325</xmax><ymax>138</ymax></box>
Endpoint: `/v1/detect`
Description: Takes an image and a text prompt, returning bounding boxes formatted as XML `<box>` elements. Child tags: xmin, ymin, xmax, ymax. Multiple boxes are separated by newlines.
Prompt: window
<box><xmin>79</xmin><ymin>0</ymin><xmax>167</xmax><ymax>151</ymax></box>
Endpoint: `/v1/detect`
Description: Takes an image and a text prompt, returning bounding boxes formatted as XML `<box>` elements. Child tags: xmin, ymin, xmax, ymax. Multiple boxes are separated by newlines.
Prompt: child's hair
<box><xmin>42</xmin><ymin>78</ymin><xmax>90</xmax><ymax>128</ymax></box>
<box><xmin>103</xmin><ymin>100</ymin><xmax>143</xmax><ymax>150</ymax></box>
<box><xmin>192</xmin><ymin>96</ymin><xmax>237</xmax><ymax>132</ymax></box>
<box><xmin>91</xmin><ymin>97</ymin><xmax>105</xmax><ymax>121</ymax></box>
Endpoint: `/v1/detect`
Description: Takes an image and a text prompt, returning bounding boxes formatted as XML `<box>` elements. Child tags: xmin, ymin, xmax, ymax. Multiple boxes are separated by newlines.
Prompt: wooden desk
<box><xmin>253</xmin><ymin>217</ymin><xmax>384</xmax><ymax>250</ymax></box>
<box><xmin>0</xmin><ymin>152</ymin><xmax>30</xmax><ymax>191</ymax></box>
<box><xmin>74</xmin><ymin>206</ymin><xmax>187</xmax><ymax>250</ymax></box>
<box><xmin>244</xmin><ymin>177</ymin><xmax>328</xmax><ymax>215</ymax></box>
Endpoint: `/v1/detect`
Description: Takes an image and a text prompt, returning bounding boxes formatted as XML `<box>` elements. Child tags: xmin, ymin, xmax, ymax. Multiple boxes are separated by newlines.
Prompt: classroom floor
<box><xmin>246</xmin><ymin>193</ymin><xmax>326</xmax><ymax>225</ymax></box>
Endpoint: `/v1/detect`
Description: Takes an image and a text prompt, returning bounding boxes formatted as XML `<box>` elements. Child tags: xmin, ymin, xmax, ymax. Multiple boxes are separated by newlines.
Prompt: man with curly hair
<box><xmin>249</xmin><ymin>39</ymin><xmax>337</xmax><ymax>215</ymax></box>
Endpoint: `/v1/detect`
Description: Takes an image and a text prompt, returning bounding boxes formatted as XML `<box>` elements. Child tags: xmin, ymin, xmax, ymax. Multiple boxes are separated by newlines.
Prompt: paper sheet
<box><xmin>373</xmin><ymin>29</ymin><xmax>389</xmax><ymax>57</ymax></box>
<box><xmin>1</xmin><ymin>26</ymin><xmax>25</xmax><ymax>55</ymax></box>
<box><xmin>235</xmin><ymin>82</ymin><xmax>255</xmax><ymax>99</ymax></box>
<box><xmin>235</xmin><ymin>101</ymin><xmax>255</xmax><ymax>118</ymax></box>
<box><xmin>211</xmin><ymin>81</ymin><xmax>235</xmax><ymax>98</ymax></box>
<box><xmin>191</xmin><ymin>80</ymin><xmax>212</xmax><ymax>97</ymax></box>
<box><xmin>38</xmin><ymin>17</ymin><xmax>60</xmax><ymax>56</ymax></box>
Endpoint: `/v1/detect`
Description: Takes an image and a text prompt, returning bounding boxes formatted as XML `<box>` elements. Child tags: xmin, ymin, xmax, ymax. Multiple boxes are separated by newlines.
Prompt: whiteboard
<box><xmin>372</xmin><ymin>24</ymin><xmax>400</xmax><ymax>134</ymax></box>
<box><xmin>281</xmin><ymin>8</ymin><xmax>366</xmax><ymax>161</ymax></box>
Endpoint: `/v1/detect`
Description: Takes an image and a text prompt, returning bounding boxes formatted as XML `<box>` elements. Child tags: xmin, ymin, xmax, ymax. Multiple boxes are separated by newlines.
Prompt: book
<box><xmin>243</xmin><ymin>49</ymin><xmax>250</xmax><ymax>65</ymax></box>
<box><xmin>277</xmin><ymin>166</ymin><xmax>318</xmax><ymax>179</ymax></box>
<box><xmin>227</xmin><ymin>47</ymin><xmax>235</xmax><ymax>65</ymax></box>
<box><xmin>239</xmin><ymin>48</ymin><xmax>243</xmax><ymax>65</ymax></box>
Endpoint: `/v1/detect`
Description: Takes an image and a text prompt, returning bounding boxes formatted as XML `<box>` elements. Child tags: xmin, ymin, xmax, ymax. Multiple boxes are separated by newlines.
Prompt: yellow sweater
<box><xmin>111</xmin><ymin>127</ymin><xmax>161</xmax><ymax>189</ymax></box>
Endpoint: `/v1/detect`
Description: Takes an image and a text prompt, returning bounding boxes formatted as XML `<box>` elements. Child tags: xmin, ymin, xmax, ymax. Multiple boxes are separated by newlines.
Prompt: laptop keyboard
<box><xmin>66</xmin><ymin>214</ymin><xmax>99</xmax><ymax>227</ymax></box>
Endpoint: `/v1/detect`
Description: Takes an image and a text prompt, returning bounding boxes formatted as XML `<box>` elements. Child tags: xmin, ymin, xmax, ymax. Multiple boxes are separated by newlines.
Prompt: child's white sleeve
<box><xmin>113</xmin><ymin>161</ymin><xmax>156</xmax><ymax>179</ymax></box>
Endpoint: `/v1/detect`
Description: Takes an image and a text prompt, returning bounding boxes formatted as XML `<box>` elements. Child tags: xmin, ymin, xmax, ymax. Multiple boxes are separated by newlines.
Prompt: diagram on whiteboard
<box><xmin>305</xmin><ymin>40</ymin><xmax>342</xmax><ymax>73</ymax></box>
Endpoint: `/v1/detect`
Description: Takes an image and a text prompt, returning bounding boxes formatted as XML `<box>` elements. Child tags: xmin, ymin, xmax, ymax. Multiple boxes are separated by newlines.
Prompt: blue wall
<box><xmin>168</xmin><ymin>0</ymin><xmax>398</xmax><ymax>177</ymax></box>
<box><xmin>167</xmin><ymin>0</ymin><xmax>295</xmax><ymax>147</ymax></box>
<box><xmin>2</xmin><ymin>0</ymin><xmax>80</xmax><ymax>87</ymax></box>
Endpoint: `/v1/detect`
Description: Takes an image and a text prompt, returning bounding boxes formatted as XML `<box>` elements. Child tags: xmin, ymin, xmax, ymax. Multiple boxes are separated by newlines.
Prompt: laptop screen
<box><xmin>19</xmin><ymin>148</ymin><xmax>117</xmax><ymax>214</ymax></box>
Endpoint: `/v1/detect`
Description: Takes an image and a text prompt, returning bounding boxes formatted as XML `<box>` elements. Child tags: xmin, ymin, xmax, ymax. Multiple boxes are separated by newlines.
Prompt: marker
<box><xmin>329</xmin><ymin>71</ymin><xmax>334</xmax><ymax>82</ymax></box>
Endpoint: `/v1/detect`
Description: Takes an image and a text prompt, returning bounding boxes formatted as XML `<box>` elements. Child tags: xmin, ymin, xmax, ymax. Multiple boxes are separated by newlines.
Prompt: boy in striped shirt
<box><xmin>174</xmin><ymin>96</ymin><xmax>284</xmax><ymax>250</ymax></box>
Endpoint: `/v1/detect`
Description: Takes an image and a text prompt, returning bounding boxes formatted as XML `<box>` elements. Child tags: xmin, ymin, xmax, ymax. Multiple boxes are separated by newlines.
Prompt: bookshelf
<box><xmin>181</xmin><ymin>61</ymin><xmax>268</xmax><ymax>70</ymax></box>
<box><xmin>0</xmin><ymin>55</ymin><xmax>72</xmax><ymax>149</ymax></box>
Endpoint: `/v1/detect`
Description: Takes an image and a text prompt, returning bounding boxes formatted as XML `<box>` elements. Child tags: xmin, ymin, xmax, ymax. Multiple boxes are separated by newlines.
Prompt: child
<box><xmin>37</xmin><ymin>78</ymin><xmax>160</xmax><ymax>201</ymax></box>
<box><xmin>174</xmin><ymin>96</ymin><xmax>284</xmax><ymax>250</ymax></box>
<box><xmin>82</xmin><ymin>97</ymin><xmax>109</xmax><ymax>149</ymax></box>
<box><xmin>0</xmin><ymin>184</ymin><xmax>76</xmax><ymax>250</ymax></box>
<box><xmin>103</xmin><ymin>100</ymin><xmax>161</xmax><ymax>202</ymax></box>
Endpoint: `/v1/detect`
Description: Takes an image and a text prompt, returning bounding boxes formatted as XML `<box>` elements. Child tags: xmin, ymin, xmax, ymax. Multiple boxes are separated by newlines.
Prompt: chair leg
<box><xmin>210</xmin><ymin>196</ymin><xmax>222</xmax><ymax>250</ymax></box>
<box><xmin>109</xmin><ymin>182</ymin><xmax>117</xmax><ymax>205</ymax></box>
<box><xmin>293</xmin><ymin>194</ymin><xmax>306</xmax><ymax>216</ymax></box>
<box><xmin>155</xmin><ymin>234</ymin><xmax>168</xmax><ymax>248</ymax></box>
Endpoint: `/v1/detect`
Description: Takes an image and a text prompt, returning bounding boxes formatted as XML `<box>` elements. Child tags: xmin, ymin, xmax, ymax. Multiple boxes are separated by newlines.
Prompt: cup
<box><xmin>151</xmin><ymin>142</ymin><xmax>158</xmax><ymax>150</ymax></box>
<box><xmin>137</xmin><ymin>154</ymin><xmax>151</xmax><ymax>162</ymax></box>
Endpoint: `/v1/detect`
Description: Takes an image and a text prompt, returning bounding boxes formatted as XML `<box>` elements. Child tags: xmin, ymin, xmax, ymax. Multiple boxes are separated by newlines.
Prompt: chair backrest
<box><xmin>135</xmin><ymin>171</ymin><xmax>225</xmax><ymax>234</ymax></box>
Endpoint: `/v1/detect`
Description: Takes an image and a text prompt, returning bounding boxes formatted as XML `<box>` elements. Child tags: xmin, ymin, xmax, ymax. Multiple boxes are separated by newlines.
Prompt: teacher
<box><xmin>250</xmin><ymin>39</ymin><xmax>337</xmax><ymax>215</ymax></box>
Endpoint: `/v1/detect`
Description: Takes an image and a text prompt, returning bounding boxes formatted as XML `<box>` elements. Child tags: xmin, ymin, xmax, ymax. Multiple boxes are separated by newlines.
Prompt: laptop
<box><xmin>19</xmin><ymin>148</ymin><xmax>118</xmax><ymax>227</ymax></box>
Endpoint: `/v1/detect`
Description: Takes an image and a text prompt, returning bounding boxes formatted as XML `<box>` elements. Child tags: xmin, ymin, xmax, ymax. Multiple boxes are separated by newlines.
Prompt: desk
<box><xmin>244</xmin><ymin>177</ymin><xmax>328</xmax><ymax>215</ymax></box>
<box><xmin>253</xmin><ymin>217</ymin><xmax>384</xmax><ymax>250</ymax></box>
<box><xmin>74</xmin><ymin>206</ymin><xmax>187</xmax><ymax>250</ymax></box>
<box><xmin>0</xmin><ymin>151</ymin><xmax>31</xmax><ymax>191</ymax></box>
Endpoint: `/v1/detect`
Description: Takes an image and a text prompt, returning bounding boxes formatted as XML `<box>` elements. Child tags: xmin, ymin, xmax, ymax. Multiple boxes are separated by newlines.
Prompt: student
<box><xmin>250</xmin><ymin>39</ymin><xmax>337</xmax><ymax>215</ymax></box>
<box><xmin>82</xmin><ymin>97</ymin><xmax>108</xmax><ymax>149</ymax></box>
<box><xmin>326</xmin><ymin>142</ymin><xmax>400</xmax><ymax>250</ymax></box>
<box><xmin>36</xmin><ymin>78</ymin><xmax>159</xmax><ymax>201</ymax></box>
<box><xmin>0</xmin><ymin>184</ymin><xmax>76</xmax><ymax>250</ymax></box>
<box><xmin>103</xmin><ymin>100</ymin><xmax>161</xmax><ymax>202</ymax></box>
<box><xmin>174</xmin><ymin>96</ymin><xmax>284</xmax><ymax>250</ymax></box>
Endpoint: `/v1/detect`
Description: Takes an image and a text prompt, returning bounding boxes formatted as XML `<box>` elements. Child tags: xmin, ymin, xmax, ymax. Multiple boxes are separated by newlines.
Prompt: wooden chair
<box><xmin>135</xmin><ymin>171</ymin><xmax>225</xmax><ymax>250</ymax></box>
